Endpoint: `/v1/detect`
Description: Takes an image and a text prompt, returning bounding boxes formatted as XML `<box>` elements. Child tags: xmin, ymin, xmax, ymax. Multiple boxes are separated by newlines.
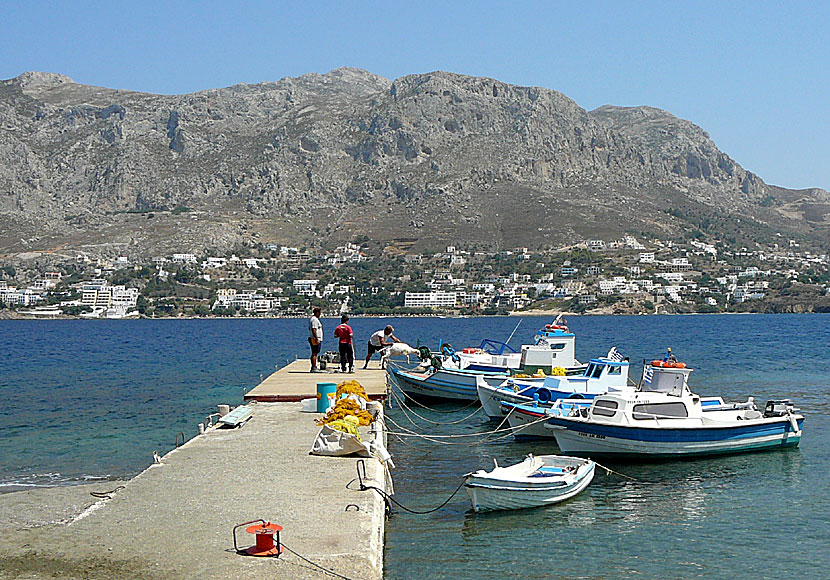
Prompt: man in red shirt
<box><xmin>333</xmin><ymin>314</ymin><xmax>355</xmax><ymax>373</ymax></box>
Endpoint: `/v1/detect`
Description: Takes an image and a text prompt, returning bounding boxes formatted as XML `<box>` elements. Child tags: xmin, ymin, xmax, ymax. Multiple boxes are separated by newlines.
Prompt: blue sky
<box><xmin>1</xmin><ymin>1</ymin><xmax>828</xmax><ymax>191</ymax></box>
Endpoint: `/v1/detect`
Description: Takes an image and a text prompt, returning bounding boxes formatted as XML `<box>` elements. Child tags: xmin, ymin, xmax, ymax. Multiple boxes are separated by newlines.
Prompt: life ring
<box><xmin>462</xmin><ymin>347</ymin><xmax>477</xmax><ymax>354</ymax></box>
<box><xmin>659</xmin><ymin>361</ymin><xmax>686</xmax><ymax>368</ymax></box>
<box><xmin>651</xmin><ymin>360</ymin><xmax>664</xmax><ymax>367</ymax></box>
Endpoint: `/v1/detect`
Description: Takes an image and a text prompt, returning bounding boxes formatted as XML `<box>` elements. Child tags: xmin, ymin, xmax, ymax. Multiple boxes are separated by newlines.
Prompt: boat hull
<box><xmin>388</xmin><ymin>367</ymin><xmax>508</xmax><ymax>402</ymax></box>
<box><xmin>502</xmin><ymin>400</ymin><xmax>591</xmax><ymax>440</ymax></box>
<box><xmin>465</xmin><ymin>460</ymin><xmax>595</xmax><ymax>512</ymax></box>
<box><xmin>546</xmin><ymin>416</ymin><xmax>805</xmax><ymax>458</ymax></box>
<box><xmin>478</xmin><ymin>383</ymin><xmax>535</xmax><ymax>418</ymax></box>
<box><xmin>478</xmin><ymin>382</ymin><xmax>596</xmax><ymax>420</ymax></box>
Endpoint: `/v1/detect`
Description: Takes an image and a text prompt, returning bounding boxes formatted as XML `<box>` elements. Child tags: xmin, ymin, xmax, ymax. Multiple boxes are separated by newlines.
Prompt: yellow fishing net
<box><xmin>551</xmin><ymin>366</ymin><xmax>566</xmax><ymax>376</ymax></box>
<box><xmin>316</xmin><ymin>397</ymin><xmax>374</xmax><ymax>427</ymax></box>
<box><xmin>324</xmin><ymin>419</ymin><xmax>362</xmax><ymax>440</ymax></box>
<box><xmin>336</xmin><ymin>380</ymin><xmax>368</xmax><ymax>401</ymax></box>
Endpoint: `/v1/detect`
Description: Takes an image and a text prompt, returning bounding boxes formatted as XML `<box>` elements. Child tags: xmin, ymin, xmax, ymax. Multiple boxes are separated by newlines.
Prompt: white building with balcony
<box><xmin>404</xmin><ymin>291</ymin><xmax>457</xmax><ymax>309</ymax></box>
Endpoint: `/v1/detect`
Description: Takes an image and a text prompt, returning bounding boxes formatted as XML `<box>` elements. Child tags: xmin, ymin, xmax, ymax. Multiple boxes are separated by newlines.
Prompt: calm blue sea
<box><xmin>1</xmin><ymin>315</ymin><xmax>828</xmax><ymax>579</ymax></box>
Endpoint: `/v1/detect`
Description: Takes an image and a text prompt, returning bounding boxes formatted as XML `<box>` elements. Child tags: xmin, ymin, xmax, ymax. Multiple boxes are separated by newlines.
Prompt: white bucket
<box><xmin>300</xmin><ymin>398</ymin><xmax>317</xmax><ymax>413</ymax></box>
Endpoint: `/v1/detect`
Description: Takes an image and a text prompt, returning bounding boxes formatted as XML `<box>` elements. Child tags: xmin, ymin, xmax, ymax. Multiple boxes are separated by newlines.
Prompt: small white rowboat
<box><xmin>464</xmin><ymin>454</ymin><xmax>595</xmax><ymax>513</ymax></box>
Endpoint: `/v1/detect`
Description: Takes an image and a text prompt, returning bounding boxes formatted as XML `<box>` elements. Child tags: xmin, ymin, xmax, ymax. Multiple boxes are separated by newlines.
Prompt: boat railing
<box><xmin>477</xmin><ymin>339</ymin><xmax>518</xmax><ymax>355</ymax></box>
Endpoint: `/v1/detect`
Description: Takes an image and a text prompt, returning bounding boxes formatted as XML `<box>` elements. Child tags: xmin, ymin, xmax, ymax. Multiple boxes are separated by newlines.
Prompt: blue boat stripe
<box><xmin>546</xmin><ymin>416</ymin><xmax>805</xmax><ymax>443</ymax></box>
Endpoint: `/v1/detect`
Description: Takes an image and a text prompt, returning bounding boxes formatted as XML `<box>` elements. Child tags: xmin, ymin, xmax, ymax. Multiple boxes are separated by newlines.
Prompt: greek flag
<box><xmin>642</xmin><ymin>365</ymin><xmax>654</xmax><ymax>385</ymax></box>
<box><xmin>606</xmin><ymin>346</ymin><xmax>625</xmax><ymax>362</ymax></box>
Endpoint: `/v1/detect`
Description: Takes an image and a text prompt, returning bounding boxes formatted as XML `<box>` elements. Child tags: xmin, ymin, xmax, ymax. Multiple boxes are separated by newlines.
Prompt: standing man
<box><xmin>308</xmin><ymin>307</ymin><xmax>323</xmax><ymax>372</ymax></box>
<box><xmin>333</xmin><ymin>314</ymin><xmax>355</xmax><ymax>373</ymax></box>
<box><xmin>364</xmin><ymin>325</ymin><xmax>401</xmax><ymax>369</ymax></box>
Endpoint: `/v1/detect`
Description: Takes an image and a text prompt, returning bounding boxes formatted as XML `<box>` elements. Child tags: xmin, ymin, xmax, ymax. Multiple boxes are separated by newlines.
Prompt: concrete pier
<box><xmin>245</xmin><ymin>359</ymin><xmax>390</xmax><ymax>401</ymax></box>
<box><xmin>0</xmin><ymin>372</ymin><xmax>390</xmax><ymax>580</ymax></box>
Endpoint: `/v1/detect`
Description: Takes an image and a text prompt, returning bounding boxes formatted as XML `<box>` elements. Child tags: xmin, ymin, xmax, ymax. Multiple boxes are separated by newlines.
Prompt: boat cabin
<box><xmin>519</xmin><ymin>328</ymin><xmax>577</xmax><ymax>373</ymax></box>
<box><xmin>639</xmin><ymin>364</ymin><xmax>693</xmax><ymax>397</ymax></box>
<box><xmin>536</xmin><ymin>357</ymin><xmax>630</xmax><ymax>396</ymax></box>
<box><xmin>581</xmin><ymin>364</ymin><xmax>705</xmax><ymax>423</ymax></box>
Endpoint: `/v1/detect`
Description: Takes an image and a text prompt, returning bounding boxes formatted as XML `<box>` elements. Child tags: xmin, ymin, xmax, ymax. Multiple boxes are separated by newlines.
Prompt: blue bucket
<box><xmin>316</xmin><ymin>382</ymin><xmax>337</xmax><ymax>413</ymax></box>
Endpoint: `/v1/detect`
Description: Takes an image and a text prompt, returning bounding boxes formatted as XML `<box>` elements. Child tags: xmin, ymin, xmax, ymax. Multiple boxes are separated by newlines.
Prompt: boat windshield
<box><xmin>640</xmin><ymin>369</ymin><xmax>688</xmax><ymax>397</ymax></box>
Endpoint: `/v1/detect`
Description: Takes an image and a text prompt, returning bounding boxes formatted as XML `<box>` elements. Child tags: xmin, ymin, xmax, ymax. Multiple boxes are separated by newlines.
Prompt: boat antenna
<box><xmin>504</xmin><ymin>319</ymin><xmax>522</xmax><ymax>347</ymax></box>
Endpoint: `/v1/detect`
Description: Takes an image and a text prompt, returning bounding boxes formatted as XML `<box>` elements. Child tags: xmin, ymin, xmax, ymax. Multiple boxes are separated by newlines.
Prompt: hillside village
<box><xmin>1</xmin><ymin>234</ymin><xmax>829</xmax><ymax>318</ymax></box>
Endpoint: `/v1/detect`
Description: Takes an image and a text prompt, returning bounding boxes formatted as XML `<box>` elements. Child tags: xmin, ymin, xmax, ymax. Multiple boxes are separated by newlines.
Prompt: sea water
<box><xmin>382</xmin><ymin>314</ymin><xmax>830</xmax><ymax>580</ymax></box>
<box><xmin>1</xmin><ymin>315</ymin><xmax>828</xmax><ymax>578</ymax></box>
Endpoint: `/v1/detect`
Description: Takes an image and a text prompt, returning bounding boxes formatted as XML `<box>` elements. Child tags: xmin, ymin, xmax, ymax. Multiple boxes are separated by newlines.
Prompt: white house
<box><xmin>404</xmin><ymin>292</ymin><xmax>457</xmax><ymax>308</ymax></box>
<box><xmin>293</xmin><ymin>279</ymin><xmax>319</xmax><ymax>297</ymax></box>
<box><xmin>172</xmin><ymin>253</ymin><xmax>197</xmax><ymax>264</ymax></box>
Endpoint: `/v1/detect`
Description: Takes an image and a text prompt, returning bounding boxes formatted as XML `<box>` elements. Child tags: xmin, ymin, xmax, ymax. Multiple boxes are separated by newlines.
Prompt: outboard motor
<box><xmin>764</xmin><ymin>399</ymin><xmax>799</xmax><ymax>417</ymax></box>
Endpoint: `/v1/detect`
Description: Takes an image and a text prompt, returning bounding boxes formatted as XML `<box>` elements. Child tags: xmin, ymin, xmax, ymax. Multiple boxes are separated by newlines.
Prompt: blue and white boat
<box><xmin>464</xmin><ymin>454</ymin><xmax>595</xmax><ymax>513</ymax></box>
<box><xmin>445</xmin><ymin>318</ymin><xmax>583</xmax><ymax>375</ymax></box>
<box><xmin>545</xmin><ymin>360</ymin><xmax>805</xmax><ymax>458</ymax></box>
<box><xmin>502</xmin><ymin>398</ymin><xmax>593</xmax><ymax>440</ymax></box>
<box><xmin>388</xmin><ymin>322</ymin><xmax>585</xmax><ymax>402</ymax></box>
<box><xmin>477</xmin><ymin>350</ymin><xmax>630</xmax><ymax>419</ymax></box>
<box><xmin>388</xmin><ymin>365</ymin><xmax>511</xmax><ymax>401</ymax></box>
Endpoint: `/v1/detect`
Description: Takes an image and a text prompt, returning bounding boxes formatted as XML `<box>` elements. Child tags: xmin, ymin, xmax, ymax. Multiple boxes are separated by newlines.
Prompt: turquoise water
<box><xmin>1</xmin><ymin>315</ymin><xmax>828</xmax><ymax>578</ymax></box>
<box><xmin>383</xmin><ymin>314</ymin><xmax>830</xmax><ymax>580</ymax></box>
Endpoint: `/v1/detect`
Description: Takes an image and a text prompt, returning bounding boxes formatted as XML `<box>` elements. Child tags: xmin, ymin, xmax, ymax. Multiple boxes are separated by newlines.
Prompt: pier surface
<box><xmin>0</xmin><ymin>389</ymin><xmax>388</xmax><ymax>579</ymax></box>
<box><xmin>245</xmin><ymin>359</ymin><xmax>390</xmax><ymax>401</ymax></box>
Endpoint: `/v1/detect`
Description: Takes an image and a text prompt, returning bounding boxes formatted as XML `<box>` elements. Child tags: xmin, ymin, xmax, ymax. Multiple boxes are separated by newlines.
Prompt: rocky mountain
<box><xmin>1</xmin><ymin>68</ymin><xmax>828</xmax><ymax>259</ymax></box>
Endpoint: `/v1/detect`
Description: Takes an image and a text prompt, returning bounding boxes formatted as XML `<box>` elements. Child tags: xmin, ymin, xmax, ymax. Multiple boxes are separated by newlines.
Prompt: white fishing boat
<box><xmin>388</xmin><ymin>320</ymin><xmax>585</xmax><ymax>402</ymax></box>
<box><xmin>464</xmin><ymin>454</ymin><xmax>595</xmax><ymax>513</ymax></box>
<box><xmin>477</xmin><ymin>349</ymin><xmax>630</xmax><ymax>420</ymax></box>
<box><xmin>388</xmin><ymin>365</ymin><xmax>510</xmax><ymax>401</ymax></box>
<box><xmin>545</xmin><ymin>359</ymin><xmax>805</xmax><ymax>458</ymax></box>
<box><xmin>501</xmin><ymin>398</ymin><xmax>593</xmax><ymax>440</ymax></box>
<box><xmin>444</xmin><ymin>317</ymin><xmax>582</xmax><ymax>375</ymax></box>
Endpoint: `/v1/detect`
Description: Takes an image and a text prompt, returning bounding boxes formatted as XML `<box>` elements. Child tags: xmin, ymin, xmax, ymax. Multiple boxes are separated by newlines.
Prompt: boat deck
<box><xmin>244</xmin><ymin>359</ymin><xmax>390</xmax><ymax>401</ymax></box>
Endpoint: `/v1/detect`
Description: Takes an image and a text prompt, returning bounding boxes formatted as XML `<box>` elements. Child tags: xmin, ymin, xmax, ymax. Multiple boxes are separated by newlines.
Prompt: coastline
<box><xmin>3</xmin><ymin>309</ymin><xmax>827</xmax><ymax>321</ymax></box>
<box><xmin>0</xmin><ymin>481</ymin><xmax>128</xmax><ymax>531</ymax></box>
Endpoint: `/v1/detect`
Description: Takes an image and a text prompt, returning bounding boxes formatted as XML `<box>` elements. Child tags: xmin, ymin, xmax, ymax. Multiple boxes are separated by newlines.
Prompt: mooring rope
<box><xmin>382</xmin><ymin>409</ymin><xmax>551</xmax><ymax>445</ymax></box>
<box><xmin>385</xmin><ymin>361</ymin><xmax>482</xmax><ymax>413</ymax></box>
<box><xmin>347</xmin><ymin>460</ymin><xmax>467</xmax><ymax>515</ymax></box>
<box><xmin>89</xmin><ymin>485</ymin><xmax>125</xmax><ymax>499</ymax></box>
<box><xmin>594</xmin><ymin>462</ymin><xmax>638</xmax><ymax>480</ymax></box>
<box><xmin>388</xmin><ymin>386</ymin><xmax>484</xmax><ymax>425</ymax></box>
<box><xmin>281</xmin><ymin>542</ymin><xmax>358</xmax><ymax>580</ymax></box>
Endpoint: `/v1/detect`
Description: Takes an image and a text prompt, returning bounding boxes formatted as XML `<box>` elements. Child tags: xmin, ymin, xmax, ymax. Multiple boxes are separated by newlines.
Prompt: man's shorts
<box><xmin>367</xmin><ymin>340</ymin><xmax>382</xmax><ymax>356</ymax></box>
<box><xmin>308</xmin><ymin>337</ymin><xmax>321</xmax><ymax>355</ymax></box>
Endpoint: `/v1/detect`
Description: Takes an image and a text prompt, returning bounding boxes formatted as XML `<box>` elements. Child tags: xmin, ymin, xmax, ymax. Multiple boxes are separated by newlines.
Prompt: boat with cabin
<box><xmin>545</xmin><ymin>359</ymin><xmax>805</xmax><ymax>458</ymax></box>
<box><xmin>443</xmin><ymin>317</ymin><xmax>584</xmax><ymax>375</ymax></box>
<box><xmin>477</xmin><ymin>349</ymin><xmax>630</xmax><ymax>419</ymax></box>
<box><xmin>387</xmin><ymin>320</ymin><xmax>585</xmax><ymax>402</ymax></box>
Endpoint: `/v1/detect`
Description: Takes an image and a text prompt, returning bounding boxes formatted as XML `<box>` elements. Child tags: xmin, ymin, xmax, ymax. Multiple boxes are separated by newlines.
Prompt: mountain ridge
<box><xmin>1</xmin><ymin>68</ymin><xmax>828</xmax><ymax>258</ymax></box>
